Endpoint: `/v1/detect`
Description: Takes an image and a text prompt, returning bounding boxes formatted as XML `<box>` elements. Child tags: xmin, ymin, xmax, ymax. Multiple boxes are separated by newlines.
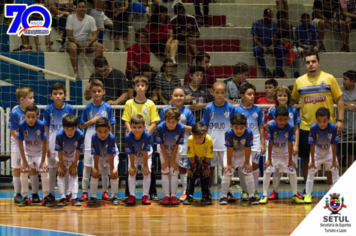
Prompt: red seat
<box><xmin>208</xmin><ymin>15</ymin><xmax>226</xmax><ymax>27</ymax></box>
<box><xmin>196</xmin><ymin>39</ymin><xmax>240</xmax><ymax>52</ymax></box>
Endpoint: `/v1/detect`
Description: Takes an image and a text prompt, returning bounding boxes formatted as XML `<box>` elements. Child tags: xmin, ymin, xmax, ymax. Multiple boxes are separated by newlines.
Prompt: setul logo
<box><xmin>304</xmin><ymin>95</ymin><xmax>326</xmax><ymax>104</ymax></box>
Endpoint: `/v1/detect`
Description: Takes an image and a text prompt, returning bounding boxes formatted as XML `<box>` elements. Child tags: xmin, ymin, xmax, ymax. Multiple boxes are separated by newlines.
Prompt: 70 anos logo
<box><xmin>5</xmin><ymin>4</ymin><xmax>52</xmax><ymax>36</ymax></box>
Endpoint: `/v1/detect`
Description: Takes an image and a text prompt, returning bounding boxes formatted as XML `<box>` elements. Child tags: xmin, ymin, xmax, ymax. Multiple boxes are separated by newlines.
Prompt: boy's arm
<box><xmin>40</xmin><ymin>140</ymin><xmax>48</xmax><ymax>172</ymax></box>
<box><xmin>147</xmin><ymin>122</ymin><xmax>157</xmax><ymax>134</ymax></box>
<box><xmin>10</xmin><ymin>129</ymin><xmax>18</xmax><ymax>141</ymax></box>
<box><xmin>141</xmin><ymin>151</ymin><xmax>150</xmax><ymax>176</ymax></box>
<box><xmin>288</xmin><ymin>141</ymin><xmax>295</xmax><ymax>168</ymax></box>
<box><xmin>224</xmin><ymin>147</ymin><xmax>234</xmax><ymax>173</ymax></box>
<box><xmin>128</xmin><ymin>154</ymin><xmax>136</xmax><ymax>176</ymax></box>
<box><xmin>124</xmin><ymin>121</ymin><xmax>131</xmax><ymax>133</ymax></box>
<box><xmin>108</xmin><ymin>154</ymin><xmax>118</xmax><ymax>179</ymax></box>
<box><xmin>259</xmin><ymin>124</ymin><xmax>266</xmax><ymax>155</ymax></box>
<box><xmin>18</xmin><ymin>141</ymin><xmax>29</xmax><ymax>170</ymax></box>
<box><xmin>171</xmin><ymin>144</ymin><xmax>179</xmax><ymax>170</ymax></box>
<box><xmin>92</xmin><ymin>155</ymin><xmax>100</xmax><ymax>178</ymax></box>
<box><xmin>265</xmin><ymin>140</ymin><xmax>273</xmax><ymax>169</ymax></box>
<box><xmin>331</xmin><ymin>144</ymin><xmax>339</xmax><ymax>169</ymax></box>
<box><xmin>309</xmin><ymin>144</ymin><xmax>316</xmax><ymax>169</ymax></box>
<box><xmin>293</xmin><ymin>124</ymin><xmax>300</xmax><ymax>156</ymax></box>
<box><xmin>57</xmin><ymin>150</ymin><xmax>66</xmax><ymax>177</ymax></box>
<box><xmin>81</xmin><ymin>113</ymin><xmax>99</xmax><ymax>129</ymax></box>
<box><xmin>45</xmin><ymin>126</ymin><xmax>50</xmax><ymax>157</ymax></box>
<box><xmin>69</xmin><ymin>150</ymin><xmax>81</xmax><ymax>177</ymax></box>
<box><xmin>242</xmin><ymin>147</ymin><xmax>253</xmax><ymax>173</ymax></box>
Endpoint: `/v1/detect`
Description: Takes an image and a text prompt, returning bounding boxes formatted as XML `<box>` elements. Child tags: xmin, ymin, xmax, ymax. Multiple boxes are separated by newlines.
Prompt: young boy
<box><xmin>80</xmin><ymin>79</ymin><xmax>116</xmax><ymax>201</ymax></box>
<box><xmin>257</xmin><ymin>79</ymin><xmax>278</xmax><ymax>128</ymax></box>
<box><xmin>17</xmin><ymin>105</ymin><xmax>49</xmax><ymax>207</ymax></box>
<box><xmin>259</xmin><ymin>106</ymin><xmax>304</xmax><ymax>204</ymax></box>
<box><xmin>304</xmin><ymin>107</ymin><xmax>339</xmax><ymax>204</ymax></box>
<box><xmin>125</xmin><ymin>115</ymin><xmax>153</xmax><ymax>205</ymax></box>
<box><xmin>201</xmin><ymin>82</ymin><xmax>235</xmax><ymax>199</ymax></box>
<box><xmin>8</xmin><ymin>87</ymin><xmax>34</xmax><ymax>203</ymax></box>
<box><xmin>122</xmin><ymin>75</ymin><xmax>160</xmax><ymax>201</ymax></box>
<box><xmin>89</xmin><ymin>118</ymin><xmax>120</xmax><ymax>205</ymax></box>
<box><xmin>183</xmin><ymin>122</ymin><xmax>213</xmax><ymax>205</ymax></box>
<box><xmin>234</xmin><ymin>83</ymin><xmax>265</xmax><ymax>201</ymax></box>
<box><xmin>44</xmin><ymin>83</ymin><xmax>76</xmax><ymax>205</ymax></box>
<box><xmin>220</xmin><ymin>114</ymin><xmax>257</xmax><ymax>205</ymax></box>
<box><xmin>157</xmin><ymin>108</ymin><xmax>185</xmax><ymax>205</ymax></box>
<box><xmin>55</xmin><ymin>115</ymin><xmax>84</xmax><ymax>207</ymax></box>
<box><xmin>224</xmin><ymin>62</ymin><xmax>250</xmax><ymax>105</ymax></box>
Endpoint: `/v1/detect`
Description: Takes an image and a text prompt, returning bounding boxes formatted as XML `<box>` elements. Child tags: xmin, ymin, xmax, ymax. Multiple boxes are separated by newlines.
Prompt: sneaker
<box><xmin>66</xmin><ymin>194</ymin><xmax>72</xmax><ymax>203</ymax></box>
<box><xmin>264</xmin><ymin>69</ymin><xmax>273</xmax><ymax>78</ymax></box>
<box><xmin>122</xmin><ymin>194</ymin><xmax>129</xmax><ymax>202</ymax></box>
<box><xmin>171</xmin><ymin>196</ymin><xmax>179</xmax><ymax>205</ymax></box>
<box><xmin>14</xmin><ymin>193</ymin><xmax>23</xmax><ymax>204</ymax></box>
<box><xmin>219</xmin><ymin>197</ymin><xmax>228</xmax><ymax>205</ymax></box>
<box><xmin>88</xmin><ymin>197</ymin><xmax>97</xmax><ymax>206</ymax></box>
<box><xmin>150</xmin><ymin>193</ymin><xmax>160</xmax><ymax>201</ymax></box>
<box><xmin>57</xmin><ymin>198</ymin><xmax>66</xmax><ymax>207</ymax></box>
<box><xmin>183</xmin><ymin>195</ymin><xmax>194</xmax><ymax>205</ymax></box>
<box><xmin>202</xmin><ymin>195</ymin><xmax>212</xmax><ymax>205</ymax></box>
<box><xmin>114</xmin><ymin>48</ymin><xmax>120</xmax><ymax>52</ymax></box>
<box><xmin>72</xmin><ymin>198</ymin><xmax>82</xmax><ymax>206</ymax></box>
<box><xmin>268</xmin><ymin>190</ymin><xmax>279</xmax><ymax>200</ymax></box>
<box><xmin>111</xmin><ymin>197</ymin><xmax>119</xmax><ymax>205</ymax></box>
<box><xmin>318</xmin><ymin>45</ymin><xmax>326</xmax><ymax>52</ymax></box>
<box><xmin>241</xmin><ymin>191</ymin><xmax>249</xmax><ymax>201</ymax></box>
<box><xmin>32</xmin><ymin>193</ymin><xmax>41</xmax><ymax>203</ymax></box>
<box><xmin>79</xmin><ymin>192</ymin><xmax>88</xmax><ymax>202</ymax></box>
<box><xmin>304</xmin><ymin>194</ymin><xmax>312</xmax><ymax>204</ymax></box>
<box><xmin>48</xmin><ymin>193</ymin><xmax>56</xmax><ymax>203</ymax></box>
<box><xmin>302</xmin><ymin>189</ymin><xmax>307</xmax><ymax>198</ymax></box>
<box><xmin>227</xmin><ymin>192</ymin><xmax>236</xmax><ymax>202</ymax></box>
<box><xmin>18</xmin><ymin>196</ymin><xmax>31</xmax><ymax>207</ymax></box>
<box><xmin>142</xmin><ymin>195</ymin><xmax>151</xmax><ymax>205</ymax></box>
<box><xmin>179</xmin><ymin>193</ymin><xmax>187</xmax><ymax>202</ymax></box>
<box><xmin>259</xmin><ymin>196</ymin><xmax>268</xmax><ymax>204</ymax></box>
<box><xmin>102</xmin><ymin>191</ymin><xmax>111</xmax><ymax>201</ymax></box>
<box><xmin>294</xmin><ymin>71</ymin><xmax>300</xmax><ymax>79</ymax></box>
<box><xmin>56</xmin><ymin>37</ymin><xmax>63</xmax><ymax>43</ymax></box>
<box><xmin>254</xmin><ymin>191</ymin><xmax>261</xmax><ymax>200</ymax></box>
<box><xmin>59</xmin><ymin>46</ymin><xmax>65</xmax><ymax>52</ymax></box>
<box><xmin>161</xmin><ymin>196</ymin><xmax>171</xmax><ymax>205</ymax></box>
<box><xmin>42</xmin><ymin>195</ymin><xmax>54</xmax><ymax>207</ymax></box>
<box><xmin>292</xmin><ymin>194</ymin><xmax>304</xmax><ymax>204</ymax></box>
<box><xmin>126</xmin><ymin>195</ymin><xmax>136</xmax><ymax>205</ymax></box>
<box><xmin>249</xmin><ymin>196</ymin><xmax>259</xmax><ymax>205</ymax></box>
<box><xmin>13</xmin><ymin>45</ymin><xmax>33</xmax><ymax>52</ymax></box>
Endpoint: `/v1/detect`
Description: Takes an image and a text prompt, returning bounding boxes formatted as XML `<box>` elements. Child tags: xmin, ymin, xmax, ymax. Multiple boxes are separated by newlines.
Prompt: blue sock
<box><xmin>98</xmin><ymin>30</ymin><xmax>104</xmax><ymax>44</ymax></box>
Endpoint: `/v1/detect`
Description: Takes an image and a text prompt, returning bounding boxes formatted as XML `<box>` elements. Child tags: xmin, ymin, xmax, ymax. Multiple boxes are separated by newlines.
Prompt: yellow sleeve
<box><xmin>331</xmin><ymin>76</ymin><xmax>343</xmax><ymax>99</ymax></box>
<box><xmin>149</xmin><ymin>102</ymin><xmax>161</xmax><ymax>123</ymax></box>
<box><xmin>122</xmin><ymin>100</ymin><xmax>131</xmax><ymax>122</ymax></box>
<box><xmin>291</xmin><ymin>80</ymin><xmax>300</xmax><ymax>102</ymax></box>
<box><xmin>205</xmin><ymin>136</ymin><xmax>214</xmax><ymax>158</ymax></box>
<box><xmin>186</xmin><ymin>136</ymin><xmax>195</xmax><ymax>158</ymax></box>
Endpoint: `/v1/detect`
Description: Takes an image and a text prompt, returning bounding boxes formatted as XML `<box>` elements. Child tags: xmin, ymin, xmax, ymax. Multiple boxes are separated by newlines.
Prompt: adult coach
<box><xmin>290</xmin><ymin>51</ymin><xmax>344</xmax><ymax>194</ymax></box>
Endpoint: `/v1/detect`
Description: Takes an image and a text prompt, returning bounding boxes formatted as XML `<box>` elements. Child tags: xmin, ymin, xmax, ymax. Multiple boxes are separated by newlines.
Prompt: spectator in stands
<box><xmin>277</xmin><ymin>11</ymin><xmax>300</xmax><ymax>78</ymax></box>
<box><xmin>155</xmin><ymin>59</ymin><xmax>181</xmax><ymax>105</ymax></box>
<box><xmin>125</xmin><ymin>30</ymin><xmax>150</xmax><ymax>76</ymax></box>
<box><xmin>85</xmin><ymin>56</ymin><xmax>128</xmax><ymax>105</ymax></box>
<box><xmin>312</xmin><ymin>0</ymin><xmax>350</xmax><ymax>52</ymax></box>
<box><xmin>155</xmin><ymin>0</ymin><xmax>182</xmax><ymax>20</ymax></box>
<box><xmin>276</xmin><ymin>0</ymin><xmax>289</xmax><ymax>19</ymax></box>
<box><xmin>252</xmin><ymin>9</ymin><xmax>286</xmax><ymax>78</ymax></box>
<box><xmin>341</xmin><ymin>0</ymin><xmax>356</xmax><ymax>32</ymax></box>
<box><xmin>133</xmin><ymin>0</ymin><xmax>150</xmax><ymax>31</ymax></box>
<box><xmin>145</xmin><ymin>6</ymin><xmax>178</xmax><ymax>62</ymax></box>
<box><xmin>295</xmin><ymin>13</ymin><xmax>318</xmax><ymax>60</ymax></box>
<box><xmin>113</xmin><ymin>0</ymin><xmax>129</xmax><ymax>52</ymax></box>
<box><xmin>50</xmin><ymin>0</ymin><xmax>76</xmax><ymax>52</ymax></box>
<box><xmin>66</xmin><ymin>0</ymin><xmax>103</xmax><ymax>79</ymax></box>
<box><xmin>171</xmin><ymin>3</ymin><xmax>200</xmax><ymax>66</ymax></box>
<box><xmin>224</xmin><ymin>62</ymin><xmax>250</xmax><ymax>104</ymax></box>
<box><xmin>183</xmin><ymin>52</ymin><xmax>216</xmax><ymax>92</ymax></box>
<box><xmin>194</xmin><ymin>0</ymin><xmax>209</xmax><ymax>26</ymax></box>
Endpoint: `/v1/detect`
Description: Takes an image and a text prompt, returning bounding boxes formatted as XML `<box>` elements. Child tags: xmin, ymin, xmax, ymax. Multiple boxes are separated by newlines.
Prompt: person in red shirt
<box><xmin>183</xmin><ymin>52</ymin><xmax>216</xmax><ymax>92</ymax></box>
<box><xmin>145</xmin><ymin>6</ymin><xmax>178</xmax><ymax>63</ymax></box>
<box><xmin>125</xmin><ymin>30</ymin><xmax>151</xmax><ymax>76</ymax></box>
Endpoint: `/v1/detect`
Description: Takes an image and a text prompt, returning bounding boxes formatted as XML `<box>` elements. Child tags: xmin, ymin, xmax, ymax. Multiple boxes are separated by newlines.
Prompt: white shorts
<box><xmin>211</xmin><ymin>151</ymin><xmax>224</xmax><ymax>168</ymax></box>
<box><xmin>178</xmin><ymin>155</ymin><xmax>188</xmax><ymax>169</ymax></box>
<box><xmin>250</xmin><ymin>151</ymin><xmax>261</xmax><ymax>165</ymax></box>
<box><xmin>90</xmin><ymin>9</ymin><xmax>112</xmax><ymax>29</ymax></box>
<box><xmin>158</xmin><ymin>149</ymin><xmax>179</xmax><ymax>173</ymax></box>
<box><xmin>308</xmin><ymin>157</ymin><xmax>338</xmax><ymax>174</ymax></box>
<box><xmin>11</xmin><ymin>151</ymin><xmax>22</xmax><ymax>169</ymax></box>
<box><xmin>84</xmin><ymin>150</ymin><xmax>93</xmax><ymax>167</ymax></box>
<box><xmin>128</xmin><ymin>146</ymin><xmax>153</xmax><ymax>172</ymax></box>
<box><xmin>48</xmin><ymin>153</ymin><xmax>58</xmax><ymax>168</ymax></box>
<box><xmin>223</xmin><ymin>151</ymin><xmax>246</xmax><ymax>176</ymax></box>
<box><xmin>265</xmin><ymin>155</ymin><xmax>296</xmax><ymax>174</ymax></box>
<box><xmin>297</xmin><ymin>45</ymin><xmax>318</xmax><ymax>53</ymax></box>
<box><xmin>25</xmin><ymin>154</ymin><xmax>47</xmax><ymax>172</ymax></box>
<box><xmin>312</xmin><ymin>18</ymin><xmax>340</xmax><ymax>32</ymax></box>
<box><xmin>97</xmin><ymin>156</ymin><xmax>119</xmax><ymax>171</ymax></box>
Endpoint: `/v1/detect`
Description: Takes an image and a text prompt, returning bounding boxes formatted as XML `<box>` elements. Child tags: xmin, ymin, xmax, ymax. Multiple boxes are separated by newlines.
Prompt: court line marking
<box><xmin>44</xmin><ymin>215</ymin><xmax>63</xmax><ymax>217</ymax></box>
<box><xmin>248</xmin><ymin>214</ymin><xmax>268</xmax><ymax>216</ymax></box>
<box><xmin>10</xmin><ymin>215</ymin><xmax>29</xmax><ymax>217</ymax></box>
<box><xmin>147</xmin><ymin>215</ymin><xmax>166</xmax><ymax>217</ymax></box>
<box><xmin>78</xmin><ymin>215</ymin><xmax>98</xmax><ymax>217</ymax></box>
<box><xmin>214</xmin><ymin>215</ymin><xmax>234</xmax><ymax>216</ymax></box>
<box><xmin>113</xmin><ymin>215</ymin><xmax>131</xmax><ymax>217</ymax></box>
<box><xmin>180</xmin><ymin>215</ymin><xmax>200</xmax><ymax>217</ymax></box>
<box><xmin>0</xmin><ymin>225</ymin><xmax>94</xmax><ymax>236</ymax></box>
<box><xmin>282</xmin><ymin>214</ymin><xmax>302</xmax><ymax>216</ymax></box>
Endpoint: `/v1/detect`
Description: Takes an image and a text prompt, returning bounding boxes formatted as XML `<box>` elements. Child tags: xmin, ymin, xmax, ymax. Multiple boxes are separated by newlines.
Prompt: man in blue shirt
<box><xmin>295</xmin><ymin>13</ymin><xmax>318</xmax><ymax>59</ymax></box>
<box><xmin>251</xmin><ymin>8</ymin><xmax>286</xmax><ymax>78</ymax></box>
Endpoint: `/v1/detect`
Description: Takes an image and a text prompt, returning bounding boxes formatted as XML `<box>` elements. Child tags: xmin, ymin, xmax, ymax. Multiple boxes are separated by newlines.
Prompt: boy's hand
<box><xmin>40</xmin><ymin>161</ymin><xmax>48</xmax><ymax>172</ymax></box>
<box><xmin>128</xmin><ymin>166</ymin><xmax>136</xmax><ymax>176</ymax></box>
<box><xmin>91</xmin><ymin>113</ymin><xmax>100</xmax><ymax>123</ymax></box>
<box><xmin>110</xmin><ymin>168</ymin><xmax>118</xmax><ymax>179</ymax></box>
<box><xmin>264</xmin><ymin>159</ymin><xmax>272</xmax><ymax>170</ymax></box>
<box><xmin>141</xmin><ymin>166</ymin><xmax>150</xmax><ymax>176</ymax></box>
<box><xmin>161</xmin><ymin>161</ymin><xmax>168</xmax><ymax>170</ymax></box>
<box><xmin>293</xmin><ymin>145</ymin><xmax>299</xmax><ymax>156</ymax></box>
<box><xmin>202</xmin><ymin>166</ymin><xmax>210</xmax><ymax>177</ymax></box>
<box><xmin>242</xmin><ymin>163</ymin><xmax>253</xmax><ymax>174</ymax></box>
<box><xmin>170</xmin><ymin>160</ymin><xmax>178</xmax><ymax>171</ymax></box>
<box><xmin>331</xmin><ymin>160</ymin><xmax>340</xmax><ymax>170</ymax></box>
<box><xmin>260</xmin><ymin>145</ymin><xmax>266</xmax><ymax>155</ymax></box>
<box><xmin>288</xmin><ymin>160</ymin><xmax>296</xmax><ymax>170</ymax></box>
<box><xmin>92</xmin><ymin>167</ymin><xmax>100</xmax><ymax>178</ymax></box>
<box><xmin>21</xmin><ymin>161</ymin><xmax>29</xmax><ymax>172</ymax></box>
<box><xmin>187</xmin><ymin>166</ymin><xmax>196</xmax><ymax>177</ymax></box>
<box><xmin>69</xmin><ymin>164</ymin><xmax>77</xmax><ymax>177</ymax></box>
<box><xmin>308</xmin><ymin>161</ymin><xmax>316</xmax><ymax>170</ymax></box>
<box><xmin>223</xmin><ymin>164</ymin><xmax>234</xmax><ymax>174</ymax></box>
<box><xmin>58</xmin><ymin>165</ymin><xmax>66</xmax><ymax>178</ymax></box>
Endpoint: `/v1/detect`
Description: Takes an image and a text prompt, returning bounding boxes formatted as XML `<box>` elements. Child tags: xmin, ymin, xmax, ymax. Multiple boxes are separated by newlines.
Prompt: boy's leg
<box><xmin>251</xmin><ymin>152</ymin><xmax>260</xmax><ymax>195</ymax></box>
<box><xmin>200</xmin><ymin>171</ymin><xmax>210</xmax><ymax>197</ymax></box>
<box><xmin>40</xmin><ymin>171</ymin><xmax>50</xmax><ymax>197</ymax></box>
<box><xmin>187</xmin><ymin>171</ymin><xmax>197</xmax><ymax>197</ymax></box>
<box><xmin>170</xmin><ymin>167</ymin><xmax>179</xmax><ymax>197</ymax></box>
<box><xmin>82</xmin><ymin>151</ymin><xmax>92</xmax><ymax>193</ymax></box>
<box><xmin>210</xmin><ymin>151</ymin><xmax>223</xmax><ymax>189</ymax></box>
<box><xmin>58</xmin><ymin>170</ymin><xmax>68</xmax><ymax>199</ymax></box>
<box><xmin>11</xmin><ymin>150</ymin><xmax>22</xmax><ymax>201</ymax></box>
<box><xmin>70</xmin><ymin>174</ymin><xmax>79</xmax><ymax>199</ymax></box>
<box><xmin>159</xmin><ymin>151</ymin><xmax>170</xmax><ymax>198</ymax></box>
<box><xmin>221</xmin><ymin>168</ymin><xmax>233</xmax><ymax>198</ymax></box>
<box><xmin>178</xmin><ymin>155</ymin><xmax>188</xmax><ymax>194</ymax></box>
<box><xmin>21</xmin><ymin>172</ymin><xmax>29</xmax><ymax>198</ymax></box>
<box><xmin>110</xmin><ymin>157</ymin><xmax>119</xmax><ymax>199</ymax></box>
<box><xmin>143</xmin><ymin>159</ymin><xmax>152</xmax><ymax>197</ymax></box>
<box><xmin>48</xmin><ymin>153</ymin><xmax>58</xmax><ymax>196</ymax></box>
<box><xmin>272</xmin><ymin>168</ymin><xmax>281</xmax><ymax>193</ymax></box>
<box><xmin>101</xmin><ymin>166</ymin><xmax>109</xmax><ymax>193</ymax></box>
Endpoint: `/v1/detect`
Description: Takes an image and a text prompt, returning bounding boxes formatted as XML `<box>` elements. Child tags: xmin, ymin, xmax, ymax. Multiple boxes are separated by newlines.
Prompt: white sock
<box><xmin>82</xmin><ymin>166</ymin><xmax>91</xmax><ymax>192</ymax></box>
<box><xmin>40</xmin><ymin>172</ymin><xmax>49</xmax><ymax>196</ymax></box>
<box><xmin>180</xmin><ymin>173</ymin><xmax>187</xmax><ymax>194</ymax></box>
<box><xmin>101</xmin><ymin>167</ymin><xmax>109</xmax><ymax>193</ymax></box>
<box><xmin>162</xmin><ymin>174</ymin><xmax>170</xmax><ymax>197</ymax></box>
<box><xmin>143</xmin><ymin>173</ymin><xmax>151</xmax><ymax>196</ymax></box>
<box><xmin>263</xmin><ymin>172</ymin><xmax>272</xmax><ymax>196</ymax></box>
<box><xmin>221</xmin><ymin>175</ymin><xmax>232</xmax><ymax>198</ymax></box>
<box><xmin>30</xmin><ymin>174</ymin><xmax>39</xmax><ymax>194</ymax></box>
<box><xmin>49</xmin><ymin>167</ymin><xmax>57</xmax><ymax>195</ymax></box>
<box><xmin>272</xmin><ymin>169</ymin><xmax>280</xmax><ymax>193</ymax></box>
<box><xmin>70</xmin><ymin>175</ymin><xmax>78</xmax><ymax>199</ymax></box>
<box><xmin>171</xmin><ymin>174</ymin><xmax>178</xmax><ymax>197</ymax></box>
<box><xmin>13</xmin><ymin>176</ymin><xmax>21</xmax><ymax>195</ymax></box>
<box><xmin>289</xmin><ymin>173</ymin><xmax>297</xmax><ymax>196</ymax></box>
<box><xmin>58</xmin><ymin>175</ymin><xmax>66</xmax><ymax>199</ymax></box>
<box><xmin>128</xmin><ymin>174</ymin><xmax>136</xmax><ymax>196</ymax></box>
<box><xmin>21</xmin><ymin>173</ymin><xmax>29</xmax><ymax>197</ymax></box>
<box><xmin>245</xmin><ymin>173</ymin><xmax>255</xmax><ymax>198</ymax></box>
<box><xmin>331</xmin><ymin>171</ymin><xmax>339</xmax><ymax>186</ymax></box>
<box><xmin>253</xmin><ymin>169</ymin><xmax>259</xmax><ymax>192</ymax></box>
<box><xmin>306</xmin><ymin>172</ymin><xmax>315</xmax><ymax>195</ymax></box>
<box><xmin>65</xmin><ymin>170</ymin><xmax>71</xmax><ymax>196</ymax></box>
<box><xmin>238</xmin><ymin>170</ymin><xmax>247</xmax><ymax>192</ymax></box>
<box><xmin>90</xmin><ymin>178</ymin><xmax>99</xmax><ymax>199</ymax></box>
<box><xmin>111</xmin><ymin>178</ymin><xmax>118</xmax><ymax>198</ymax></box>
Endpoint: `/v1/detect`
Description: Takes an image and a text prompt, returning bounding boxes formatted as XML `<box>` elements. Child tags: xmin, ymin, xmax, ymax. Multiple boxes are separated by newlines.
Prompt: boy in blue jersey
<box><xmin>80</xmin><ymin>79</ymin><xmax>116</xmax><ymax>202</ymax></box>
<box><xmin>158</xmin><ymin>87</ymin><xmax>195</xmax><ymax>202</ymax></box>
<box><xmin>220</xmin><ymin>114</ymin><xmax>257</xmax><ymax>205</ymax></box>
<box><xmin>55</xmin><ymin>115</ymin><xmax>84</xmax><ymax>207</ymax></box>
<box><xmin>89</xmin><ymin>118</ymin><xmax>120</xmax><ymax>206</ymax></box>
<box><xmin>304</xmin><ymin>108</ymin><xmax>340</xmax><ymax>204</ymax></box>
<box><xmin>125</xmin><ymin>115</ymin><xmax>153</xmax><ymax>205</ymax></box>
<box><xmin>234</xmin><ymin>83</ymin><xmax>265</xmax><ymax>201</ymax></box>
<box><xmin>8</xmin><ymin>87</ymin><xmax>34</xmax><ymax>204</ymax></box>
<box><xmin>157</xmin><ymin>108</ymin><xmax>185</xmax><ymax>205</ymax></box>
<box><xmin>44</xmin><ymin>83</ymin><xmax>76</xmax><ymax>205</ymax></box>
<box><xmin>17</xmin><ymin>105</ymin><xmax>49</xmax><ymax>207</ymax></box>
<box><xmin>202</xmin><ymin>82</ymin><xmax>235</xmax><ymax>199</ymax></box>
<box><xmin>259</xmin><ymin>106</ymin><xmax>304</xmax><ymax>204</ymax></box>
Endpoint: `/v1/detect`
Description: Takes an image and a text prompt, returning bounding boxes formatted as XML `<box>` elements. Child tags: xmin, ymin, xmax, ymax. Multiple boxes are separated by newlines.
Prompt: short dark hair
<box><xmin>231</xmin><ymin>114</ymin><xmax>247</xmax><ymax>126</ymax></box>
<box><xmin>189</xmin><ymin>65</ymin><xmax>205</xmax><ymax>75</ymax></box>
<box><xmin>95</xmin><ymin>117</ymin><xmax>110</xmax><ymax>129</ymax></box>
<box><xmin>263</xmin><ymin>8</ymin><xmax>272</xmax><ymax>16</ymax></box>
<box><xmin>344</xmin><ymin>70</ymin><xmax>356</xmax><ymax>81</ymax></box>
<box><xmin>174</xmin><ymin>3</ymin><xmax>185</xmax><ymax>15</ymax></box>
<box><xmin>135</xmin><ymin>29</ymin><xmax>148</xmax><ymax>40</ymax></box>
<box><xmin>265</xmin><ymin>79</ymin><xmax>278</xmax><ymax>87</ymax></box>
<box><xmin>93</xmin><ymin>56</ymin><xmax>108</xmax><ymax>68</ymax></box>
<box><xmin>50</xmin><ymin>83</ymin><xmax>66</xmax><ymax>94</ymax></box>
<box><xmin>161</xmin><ymin>58</ymin><xmax>174</xmax><ymax>72</ymax></box>
<box><xmin>62</xmin><ymin>114</ymin><xmax>78</xmax><ymax>128</ymax></box>
<box><xmin>276</xmin><ymin>11</ymin><xmax>287</xmax><ymax>20</ymax></box>
<box><xmin>25</xmin><ymin>104</ymin><xmax>38</xmax><ymax>115</ymax></box>
<box><xmin>240</xmin><ymin>83</ymin><xmax>256</xmax><ymax>95</ymax></box>
<box><xmin>196</xmin><ymin>52</ymin><xmax>210</xmax><ymax>65</ymax></box>
<box><xmin>316</xmin><ymin>107</ymin><xmax>330</xmax><ymax>119</ymax></box>
<box><xmin>77</xmin><ymin>0</ymin><xmax>86</xmax><ymax>6</ymax></box>
<box><xmin>233</xmin><ymin>62</ymin><xmax>249</xmax><ymax>75</ymax></box>
<box><xmin>130</xmin><ymin>114</ymin><xmax>145</xmax><ymax>125</ymax></box>
<box><xmin>305</xmin><ymin>51</ymin><xmax>320</xmax><ymax>61</ymax></box>
<box><xmin>301</xmin><ymin>13</ymin><xmax>310</xmax><ymax>19</ymax></box>
<box><xmin>191</xmin><ymin>122</ymin><xmax>208</xmax><ymax>135</ymax></box>
<box><xmin>275</xmin><ymin>106</ymin><xmax>289</xmax><ymax>118</ymax></box>
<box><xmin>164</xmin><ymin>107</ymin><xmax>181</xmax><ymax>121</ymax></box>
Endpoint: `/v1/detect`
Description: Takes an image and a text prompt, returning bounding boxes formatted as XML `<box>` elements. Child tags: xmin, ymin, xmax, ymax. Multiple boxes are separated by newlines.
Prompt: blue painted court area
<box><xmin>0</xmin><ymin>225</ymin><xmax>92</xmax><ymax>236</ymax></box>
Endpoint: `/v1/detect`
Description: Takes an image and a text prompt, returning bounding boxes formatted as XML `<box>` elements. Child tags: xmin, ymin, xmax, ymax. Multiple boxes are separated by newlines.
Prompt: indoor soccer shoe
<box><xmin>259</xmin><ymin>196</ymin><xmax>268</xmax><ymax>204</ymax></box>
<box><xmin>171</xmin><ymin>196</ymin><xmax>179</xmax><ymax>205</ymax></box>
<box><xmin>161</xmin><ymin>196</ymin><xmax>171</xmax><ymax>205</ymax></box>
<box><xmin>202</xmin><ymin>195</ymin><xmax>212</xmax><ymax>205</ymax></box>
<box><xmin>72</xmin><ymin>198</ymin><xmax>82</xmax><ymax>206</ymax></box>
<box><xmin>79</xmin><ymin>192</ymin><xmax>88</xmax><ymax>202</ymax></box>
<box><xmin>297</xmin><ymin>191</ymin><xmax>304</xmax><ymax>200</ymax></box>
<box><xmin>47</xmin><ymin>193</ymin><xmax>55</xmax><ymax>204</ymax></box>
<box><xmin>122</xmin><ymin>194</ymin><xmax>129</xmax><ymax>202</ymax></box>
<box><xmin>292</xmin><ymin>195</ymin><xmax>305</xmax><ymax>204</ymax></box>
<box><xmin>42</xmin><ymin>195</ymin><xmax>54</xmax><ymax>207</ymax></box>
<box><xmin>111</xmin><ymin>197</ymin><xmax>119</xmax><ymax>205</ymax></box>
<box><xmin>183</xmin><ymin>196</ymin><xmax>194</xmax><ymax>205</ymax></box>
<box><xmin>66</xmin><ymin>194</ymin><xmax>72</xmax><ymax>203</ymax></box>
<box><xmin>126</xmin><ymin>195</ymin><xmax>136</xmax><ymax>205</ymax></box>
<box><xmin>32</xmin><ymin>193</ymin><xmax>41</xmax><ymax>203</ymax></box>
<box><xmin>304</xmin><ymin>194</ymin><xmax>313</xmax><ymax>204</ymax></box>
<box><xmin>179</xmin><ymin>193</ymin><xmax>187</xmax><ymax>202</ymax></box>
<box><xmin>102</xmin><ymin>191</ymin><xmax>111</xmax><ymax>201</ymax></box>
<box><xmin>219</xmin><ymin>197</ymin><xmax>228</xmax><ymax>205</ymax></box>
<box><xmin>18</xmin><ymin>196</ymin><xmax>31</xmax><ymax>207</ymax></box>
<box><xmin>241</xmin><ymin>191</ymin><xmax>249</xmax><ymax>201</ymax></box>
<box><xmin>268</xmin><ymin>191</ymin><xmax>279</xmax><ymax>200</ymax></box>
<box><xmin>254</xmin><ymin>191</ymin><xmax>261</xmax><ymax>200</ymax></box>
<box><xmin>88</xmin><ymin>197</ymin><xmax>97</xmax><ymax>206</ymax></box>
<box><xmin>227</xmin><ymin>192</ymin><xmax>236</xmax><ymax>202</ymax></box>
<box><xmin>249</xmin><ymin>196</ymin><xmax>259</xmax><ymax>205</ymax></box>
<box><xmin>150</xmin><ymin>193</ymin><xmax>160</xmax><ymax>201</ymax></box>
<box><xmin>57</xmin><ymin>198</ymin><xmax>66</xmax><ymax>207</ymax></box>
<box><xmin>14</xmin><ymin>194</ymin><xmax>23</xmax><ymax>204</ymax></box>
<box><xmin>142</xmin><ymin>195</ymin><xmax>151</xmax><ymax>205</ymax></box>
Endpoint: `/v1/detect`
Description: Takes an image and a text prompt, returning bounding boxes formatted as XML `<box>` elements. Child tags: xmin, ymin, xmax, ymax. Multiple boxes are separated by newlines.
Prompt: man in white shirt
<box><xmin>66</xmin><ymin>0</ymin><xmax>103</xmax><ymax>79</ymax></box>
